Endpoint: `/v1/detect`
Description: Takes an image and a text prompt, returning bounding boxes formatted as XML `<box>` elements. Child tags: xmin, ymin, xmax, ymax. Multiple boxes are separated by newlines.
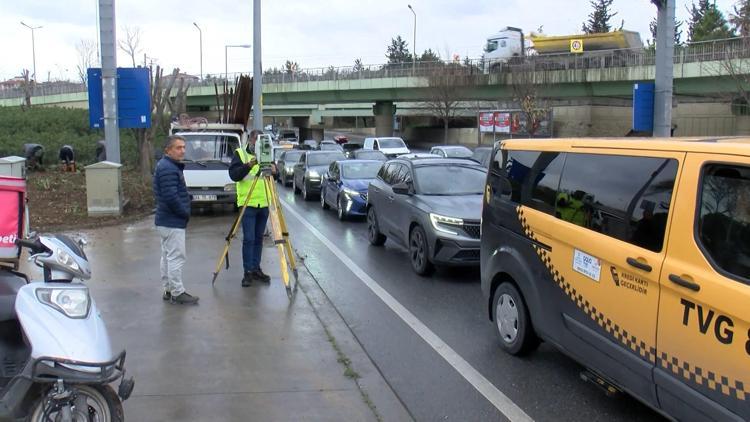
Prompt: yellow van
<box><xmin>480</xmin><ymin>137</ymin><xmax>750</xmax><ymax>420</ymax></box>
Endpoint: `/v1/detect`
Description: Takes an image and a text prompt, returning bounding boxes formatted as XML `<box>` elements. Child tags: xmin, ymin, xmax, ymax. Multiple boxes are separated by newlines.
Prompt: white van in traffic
<box><xmin>169</xmin><ymin>123</ymin><xmax>246</xmax><ymax>205</ymax></box>
<box><xmin>362</xmin><ymin>137</ymin><xmax>410</xmax><ymax>158</ymax></box>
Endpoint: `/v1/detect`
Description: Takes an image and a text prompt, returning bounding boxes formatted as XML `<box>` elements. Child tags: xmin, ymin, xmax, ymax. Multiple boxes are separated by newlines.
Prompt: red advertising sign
<box><xmin>479</xmin><ymin>112</ymin><xmax>494</xmax><ymax>133</ymax></box>
<box><xmin>494</xmin><ymin>112</ymin><xmax>511</xmax><ymax>133</ymax></box>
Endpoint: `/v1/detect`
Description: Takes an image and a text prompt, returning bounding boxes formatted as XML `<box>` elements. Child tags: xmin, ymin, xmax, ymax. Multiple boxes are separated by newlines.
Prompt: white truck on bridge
<box><xmin>484</xmin><ymin>27</ymin><xmax>643</xmax><ymax>71</ymax></box>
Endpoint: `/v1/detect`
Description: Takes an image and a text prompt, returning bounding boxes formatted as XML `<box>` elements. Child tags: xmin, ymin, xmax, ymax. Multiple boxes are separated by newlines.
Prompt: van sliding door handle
<box><xmin>669</xmin><ymin>274</ymin><xmax>701</xmax><ymax>292</ymax></box>
<box><xmin>626</xmin><ymin>257</ymin><xmax>652</xmax><ymax>272</ymax></box>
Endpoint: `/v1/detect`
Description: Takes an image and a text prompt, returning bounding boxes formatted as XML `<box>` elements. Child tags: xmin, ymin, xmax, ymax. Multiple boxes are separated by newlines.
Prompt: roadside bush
<box><xmin>0</xmin><ymin>106</ymin><xmax>138</xmax><ymax>165</ymax></box>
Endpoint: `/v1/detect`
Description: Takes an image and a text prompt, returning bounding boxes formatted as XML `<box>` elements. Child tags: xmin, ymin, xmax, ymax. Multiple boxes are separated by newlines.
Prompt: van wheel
<box><xmin>302</xmin><ymin>180</ymin><xmax>312</xmax><ymax>201</ymax></box>
<box><xmin>409</xmin><ymin>225</ymin><xmax>434</xmax><ymax>276</ymax></box>
<box><xmin>367</xmin><ymin>207</ymin><xmax>386</xmax><ymax>246</ymax></box>
<box><xmin>493</xmin><ymin>283</ymin><xmax>539</xmax><ymax>355</ymax></box>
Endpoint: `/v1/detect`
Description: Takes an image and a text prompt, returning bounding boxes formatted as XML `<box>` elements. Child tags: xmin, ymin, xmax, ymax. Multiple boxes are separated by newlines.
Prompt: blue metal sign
<box><xmin>88</xmin><ymin>67</ymin><xmax>151</xmax><ymax>129</ymax></box>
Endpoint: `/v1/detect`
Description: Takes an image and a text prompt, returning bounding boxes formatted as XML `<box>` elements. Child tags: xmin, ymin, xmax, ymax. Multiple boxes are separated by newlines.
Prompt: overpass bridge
<box><xmin>2</xmin><ymin>37</ymin><xmax>748</xmax><ymax>135</ymax></box>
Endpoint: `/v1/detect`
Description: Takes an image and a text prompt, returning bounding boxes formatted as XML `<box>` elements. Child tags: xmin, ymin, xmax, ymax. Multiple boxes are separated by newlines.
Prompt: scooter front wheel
<box><xmin>27</xmin><ymin>384</ymin><xmax>123</xmax><ymax>422</ymax></box>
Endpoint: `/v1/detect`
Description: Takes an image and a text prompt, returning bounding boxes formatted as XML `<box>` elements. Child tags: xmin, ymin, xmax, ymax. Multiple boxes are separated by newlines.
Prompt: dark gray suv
<box><xmin>366</xmin><ymin>157</ymin><xmax>487</xmax><ymax>275</ymax></box>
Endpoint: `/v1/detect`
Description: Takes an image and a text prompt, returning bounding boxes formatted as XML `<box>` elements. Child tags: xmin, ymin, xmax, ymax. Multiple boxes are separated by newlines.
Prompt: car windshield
<box><xmin>320</xmin><ymin>144</ymin><xmax>342</xmax><ymax>151</ymax></box>
<box><xmin>356</xmin><ymin>151</ymin><xmax>386</xmax><ymax>160</ymax></box>
<box><xmin>378</xmin><ymin>138</ymin><xmax>406</xmax><ymax>149</ymax></box>
<box><xmin>182</xmin><ymin>134</ymin><xmax>239</xmax><ymax>162</ymax></box>
<box><xmin>415</xmin><ymin>165</ymin><xmax>487</xmax><ymax>195</ymax></box>
<box><xmin>444</xmin><ymin>147</ymin><xmax>473</xmax><ymax>158</ymax></box>
<box><xmin>308</xmin><ymin>152</ymin><xmax>346</xmax><ymax>166</ymax></box>
<box><xmin>281</xmin><ymin>151</ymin><xmax>303</xmax><ymax>163</ymax></box>
<box><xmin>342</xmin><ymin>162</ymin><xmax>382</xmax><ymax>179</ymax></box>
<box><xmin>273</xmin><ymin>148</ymin><xmax>290</xmax><ymax>160</ymax></box>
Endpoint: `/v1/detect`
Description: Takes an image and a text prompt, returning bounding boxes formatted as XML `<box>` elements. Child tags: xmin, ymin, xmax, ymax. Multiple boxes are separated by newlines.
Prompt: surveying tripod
<box><xmin>211</xmin><ymin>167</ymin><xmax>299</xmax><ymax>299</ymax></box>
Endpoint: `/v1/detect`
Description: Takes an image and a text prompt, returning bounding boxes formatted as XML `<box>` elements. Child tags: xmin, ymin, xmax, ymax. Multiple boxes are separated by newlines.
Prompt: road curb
<box><xmin>296</xmin><ymin>261</ymin><xmax>414</xmax><ymax>422</ymax></box>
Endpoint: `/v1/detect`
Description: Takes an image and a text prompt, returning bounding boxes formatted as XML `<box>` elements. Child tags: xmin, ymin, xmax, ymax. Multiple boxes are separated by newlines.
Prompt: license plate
<box><xmin>193</xmin><ymin>194</ymin><xmax>217</xmax><ymax>201</ymax></box>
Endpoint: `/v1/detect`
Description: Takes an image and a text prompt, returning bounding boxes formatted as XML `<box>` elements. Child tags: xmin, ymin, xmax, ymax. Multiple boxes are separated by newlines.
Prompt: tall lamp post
<box><xmin>193</xmin><ymin>22</ymin><xmax>203</xmax><ymax>80</ymax></box>
<box><xmin>20</xmin><ymin>21</ymin><xmax>42</xmax><ymax>81</ymax></box>
<box><xmin>407</xmin><ymin>5</ymin><xmax>416</xmax><ymax>72</ymax></box>
<box><xmin>225</xmin><ymin>44</ymin><xmax>251</xmax><ymax>81</ymax></box>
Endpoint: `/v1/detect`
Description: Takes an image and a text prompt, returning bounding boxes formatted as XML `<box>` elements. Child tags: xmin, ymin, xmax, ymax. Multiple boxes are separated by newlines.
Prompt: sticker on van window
<box><xmin>573</xmin><ymin>249</ymin><xmax>601</xmax><ymax>282</ymax></box>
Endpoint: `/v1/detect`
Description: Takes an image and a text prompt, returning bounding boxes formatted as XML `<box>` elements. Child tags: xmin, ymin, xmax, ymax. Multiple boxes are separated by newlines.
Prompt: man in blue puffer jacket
<box><xmin>153</xmin><ymin>135</ymin><xmax>199</xmax><ymax>305</ymax></box>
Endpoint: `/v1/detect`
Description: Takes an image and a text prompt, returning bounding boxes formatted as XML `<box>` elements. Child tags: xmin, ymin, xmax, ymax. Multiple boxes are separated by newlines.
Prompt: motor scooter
<box><xmin>0</xmin><ymin>234</ymin><xmax>133</xmax><ymax>421</ymax></box>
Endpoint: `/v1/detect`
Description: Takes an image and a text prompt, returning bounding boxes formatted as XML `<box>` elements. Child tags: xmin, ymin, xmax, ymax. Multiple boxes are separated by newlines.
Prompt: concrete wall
<box><xmin>402</xmin><ymin>101</ymin><xmax>750</xmax><ymax>147</ymax></box>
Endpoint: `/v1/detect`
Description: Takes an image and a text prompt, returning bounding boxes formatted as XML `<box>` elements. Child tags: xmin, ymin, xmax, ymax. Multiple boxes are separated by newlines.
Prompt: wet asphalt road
<box><xmin>273</xmin><ymin>179</ymin><xmax>665</xmax><ymax>422</ymax></box>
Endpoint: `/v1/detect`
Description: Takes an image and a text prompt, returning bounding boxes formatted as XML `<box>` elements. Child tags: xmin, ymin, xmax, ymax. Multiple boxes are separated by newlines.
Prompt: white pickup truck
<box><xmin>169</xmin><ymin>123</ymin><xmax>247</xmax><ymax>206</ymax></box>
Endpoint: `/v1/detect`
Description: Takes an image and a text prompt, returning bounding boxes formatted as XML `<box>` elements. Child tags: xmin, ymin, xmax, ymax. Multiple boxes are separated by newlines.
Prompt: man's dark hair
<box><xmin>249</xmin><ymin>130</ymin><xmax>261</xmax><ymax>140</ymax></box>
<box><xmin>164</xmin><ymin>135</ymin><xmax>185</xmax><ymax>151</ymax></box>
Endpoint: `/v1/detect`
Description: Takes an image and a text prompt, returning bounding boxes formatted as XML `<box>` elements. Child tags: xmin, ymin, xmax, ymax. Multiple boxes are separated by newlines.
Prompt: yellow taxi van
<box><xmin>480</xmin><ymin>137</ymin><xmax>750</xmax><ymax>420</ymax></box>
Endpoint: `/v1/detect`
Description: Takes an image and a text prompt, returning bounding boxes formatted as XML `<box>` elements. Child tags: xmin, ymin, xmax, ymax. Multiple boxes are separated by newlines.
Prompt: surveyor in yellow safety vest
<box><xmin>228</xmin><ymin>130</ymin><xmax>277</xmax><ymax>287</ymax></box>
<box><xmin>556</xmin><ymin>190</ymin><xmax>589</xmax><ymax>227</ymax></box>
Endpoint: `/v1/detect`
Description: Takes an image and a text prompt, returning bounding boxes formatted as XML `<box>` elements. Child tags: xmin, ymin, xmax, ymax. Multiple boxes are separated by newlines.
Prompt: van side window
<box><xmin>496</xmin><ymin>150</ymin><xmax>565</xmax><ymax>215</ymax></box>
<box><xmin>557</xmin><ymin>153</ymin><xmax>678</xmax><ymax>252</ymax></box>
<box><xmin>698</xmin><ymin>164</ymin><xmax>750</xmax><ymax>281</ymax></box>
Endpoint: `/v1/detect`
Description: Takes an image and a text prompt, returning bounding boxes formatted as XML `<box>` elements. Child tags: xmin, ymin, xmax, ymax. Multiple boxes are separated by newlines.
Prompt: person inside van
<box><xmin>556</xmin><ymin>190</ymin><xmax>590</xmax><ymax>227</ymax></box>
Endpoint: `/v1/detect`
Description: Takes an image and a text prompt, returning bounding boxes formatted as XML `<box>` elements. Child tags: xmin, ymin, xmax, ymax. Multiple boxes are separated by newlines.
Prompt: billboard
<box><xmin>88</xmin><ymin>67</ymin><xmax>151</xmax><ymax>129</ymax></box>
<box><xmin>478</xmin><ymin>110</ymin><xmax>553</xmax><ymax>137</ymax></box>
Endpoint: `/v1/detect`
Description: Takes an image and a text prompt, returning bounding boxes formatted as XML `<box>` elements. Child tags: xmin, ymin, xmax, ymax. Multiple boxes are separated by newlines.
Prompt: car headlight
<box><xmin>342</xmin><ymin>187</ymin><xmax>360</xmax><ymax>197</ymax></box>
<box><xmin>56</xmin><ymin>249</ymin><xmax>80</xmax><ymax>272</ymax></box>
<box><xmin>224</xmin><ymin>183</ymin><xmax>236</xmax><ymax>192</ymax></box>
<box><xmin>429</xmin><ymin>213</ymin><xmax>463</xmax><ymax>236</ymax></box>
<box><xmin>36</xmin><ymin>288</ymin><xmax>90</xmax><ymax>318</ymax></box>
<box><xmin>308</xmin><ymin>170</ymin><xmax>320</xmax><ymax>179</ymax></box>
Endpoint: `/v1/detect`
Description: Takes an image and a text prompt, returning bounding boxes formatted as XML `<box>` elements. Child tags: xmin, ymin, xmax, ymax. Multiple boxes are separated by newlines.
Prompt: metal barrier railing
<box><xmin>3</xmin><ymin>37</ymin><xmax>749</xmax><ymax>100</ymax></box>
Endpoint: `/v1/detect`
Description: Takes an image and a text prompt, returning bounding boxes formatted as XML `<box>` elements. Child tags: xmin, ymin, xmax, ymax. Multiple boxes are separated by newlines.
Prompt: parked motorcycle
<box><xmin>0</xmin><ymin>234</ymin><xmax>133</xmax><ymax>421</ymax></box>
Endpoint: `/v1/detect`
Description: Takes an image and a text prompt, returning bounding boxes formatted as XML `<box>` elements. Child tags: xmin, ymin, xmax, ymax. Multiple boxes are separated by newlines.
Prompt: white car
<box><xmin>362</xmin><ymin>137</ymin><xmax>410</xmax><ymax>158</ymax></box>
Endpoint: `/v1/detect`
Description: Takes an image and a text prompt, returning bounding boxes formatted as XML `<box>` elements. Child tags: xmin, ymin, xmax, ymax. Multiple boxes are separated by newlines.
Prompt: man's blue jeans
<box><xmin>241</xmin><ymin>206</ymin><xmax>269</xmax><ymax>273</ymax></box>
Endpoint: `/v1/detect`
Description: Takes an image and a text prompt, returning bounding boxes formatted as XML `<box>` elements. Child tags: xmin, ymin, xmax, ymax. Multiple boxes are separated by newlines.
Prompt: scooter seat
<box><xmin>0</xmin><ymin>272</ymin><xmax>25</xmax><ymax>322</ymax></box>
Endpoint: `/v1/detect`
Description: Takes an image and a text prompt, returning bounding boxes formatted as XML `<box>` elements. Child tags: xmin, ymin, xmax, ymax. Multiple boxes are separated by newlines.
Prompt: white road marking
<box><xmin>282</xmin><ymin>199</ymin><xmax>534</xmax><ymax>422</ymax></box>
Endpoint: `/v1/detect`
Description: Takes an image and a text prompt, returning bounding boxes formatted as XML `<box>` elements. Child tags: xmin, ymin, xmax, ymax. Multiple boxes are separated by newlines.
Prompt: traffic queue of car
<box><xmin>278</xmin><ymin>134</ymin><xmax>750</xmax><ymax>421</ymax></box>
<box><xmin>274</xmin><ymin>136</ymin><xmax>490</xmax><ymax>276</ymax></box>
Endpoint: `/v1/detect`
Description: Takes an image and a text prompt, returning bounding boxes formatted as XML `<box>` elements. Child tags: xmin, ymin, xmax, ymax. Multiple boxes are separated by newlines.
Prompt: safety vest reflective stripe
<box><xmin>236</xmin><ymin>147</ymin><xmax>268</xmax><ymax>208</ymax></box>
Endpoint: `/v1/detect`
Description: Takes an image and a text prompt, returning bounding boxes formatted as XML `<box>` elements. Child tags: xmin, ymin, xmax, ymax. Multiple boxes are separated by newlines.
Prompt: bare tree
<box><xmin>424</xmin><ymin>64</ymin><xmax>472</xmax><ymax>143</ymax></box>
<box><xmin>132</xmin><ymin>66</ymin><xmax>182</xmax><ymax>181</ymax></box>
<box><xmin>20</xmin><ymin>69</ymin><xmax>32</xmax><ymax>110</ymax></box>
<box><xmin>118</xmin><ymin>26</ymin><xmax>142</xmax><ymax>67</ymax></box>
<box><xmin>707</xmin><ymin>42</ymin><xmax>750</xmax><ymax>115</ymax></box>
<box><xmin>508</xmin><ymin>63</ymin><xmax>551</xmax><ymax>136</ymax></box>
<box><xmin>75</xmin><ymin>39</ymin><xmax>98</xmax><ymax>85</ymax></box>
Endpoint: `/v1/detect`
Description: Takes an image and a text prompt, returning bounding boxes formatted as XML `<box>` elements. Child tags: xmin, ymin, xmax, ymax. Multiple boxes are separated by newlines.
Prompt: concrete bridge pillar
<box><xmin>373</xmin><ymin>101</ymin><xmax>395</xmax><ymax>137</ymax></box>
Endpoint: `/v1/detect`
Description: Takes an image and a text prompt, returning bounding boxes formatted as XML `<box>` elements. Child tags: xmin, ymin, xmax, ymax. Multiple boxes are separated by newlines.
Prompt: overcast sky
<box><xmin>0</xmin><ymin>0</ymin><xmax>739</xmax><ymax>82</ymax></box>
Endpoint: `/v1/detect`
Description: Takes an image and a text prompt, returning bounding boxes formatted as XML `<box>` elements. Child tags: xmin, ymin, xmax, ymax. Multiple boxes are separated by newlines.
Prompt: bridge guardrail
<box><xmin>3</xmin><ymin>37</ymin><xmax>749</xmax><ymax>100</ymax></box>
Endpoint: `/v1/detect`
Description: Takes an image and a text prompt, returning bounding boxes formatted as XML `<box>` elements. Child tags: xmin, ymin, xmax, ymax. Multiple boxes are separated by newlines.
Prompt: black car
<box><xmin>293</xmin><ymin>150</ymin><xmax>346</xmax><ymax>200</ymax></box>
<box><xmin>471</xmin><ymin>147</ymin><xmax>493</xmax><ymax>168</ymax></box>
<box><xmin>276</xmin><ymin>149</ymin><xmax>305</xmax><ymax>186</ymax></box>
<box><xmin>367</xmin><ymin>158</ymin><xmax>487</xmax><ymax>275</ymax></box>
<box><xmin>352</xmin><ymin>150</ymin><xmax>387</xmax><ymax>162</ymax></box>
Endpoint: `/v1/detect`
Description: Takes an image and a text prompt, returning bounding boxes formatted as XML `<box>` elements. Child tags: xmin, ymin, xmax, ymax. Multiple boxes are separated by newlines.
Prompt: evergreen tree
<box><xmin>353</xmin><ymin>58</ymin><xmax>365</xmax><ymax>72</ymax></box>
<box><xmin>386</xmin><ymin>36</ymin><xmax>411</xmax><ymax>64</ymax></box>
<box><xmin>582</xmin><ymin>0</ymin><xmax>619</xmax><ymax>33</ymax></box>
<box><xmin>730</xmin><ymin>0</ymin><xmax>750</xmax><ymax>36</ymax></box>
<box><xmin>418</xmin><ymin>49</ymin><xmax>441</xmax><ymax>63</ymax></box>
<box><xmin>648</xmin><ymin>17</ymin><xmax>683</xmax><ymax>47</ymax></box>
<box><xmin>687</xmin><ymin>0</ymin><xmax>736</xmax><ymax>42</ymax></box>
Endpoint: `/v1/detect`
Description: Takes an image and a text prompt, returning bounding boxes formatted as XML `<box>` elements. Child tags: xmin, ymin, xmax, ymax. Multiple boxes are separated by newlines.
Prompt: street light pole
<box><xmin>225</xmin><ymin>44</ymin><xmax>251</xmax><ymax>82</ymax></box>
<box><xmin>407</xmin><ymin>5</ymin><xmax>416</xmax><ymax>72</ymax></box>
<box><xmin>193</xmin><ymin>22</ymin><xmax>203</xmax><ymax>80</ymax></box>
<box><xmin>20</xmin><ymin>21</ymin><xmax>42</xmax><ymax>81</ymax></box>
